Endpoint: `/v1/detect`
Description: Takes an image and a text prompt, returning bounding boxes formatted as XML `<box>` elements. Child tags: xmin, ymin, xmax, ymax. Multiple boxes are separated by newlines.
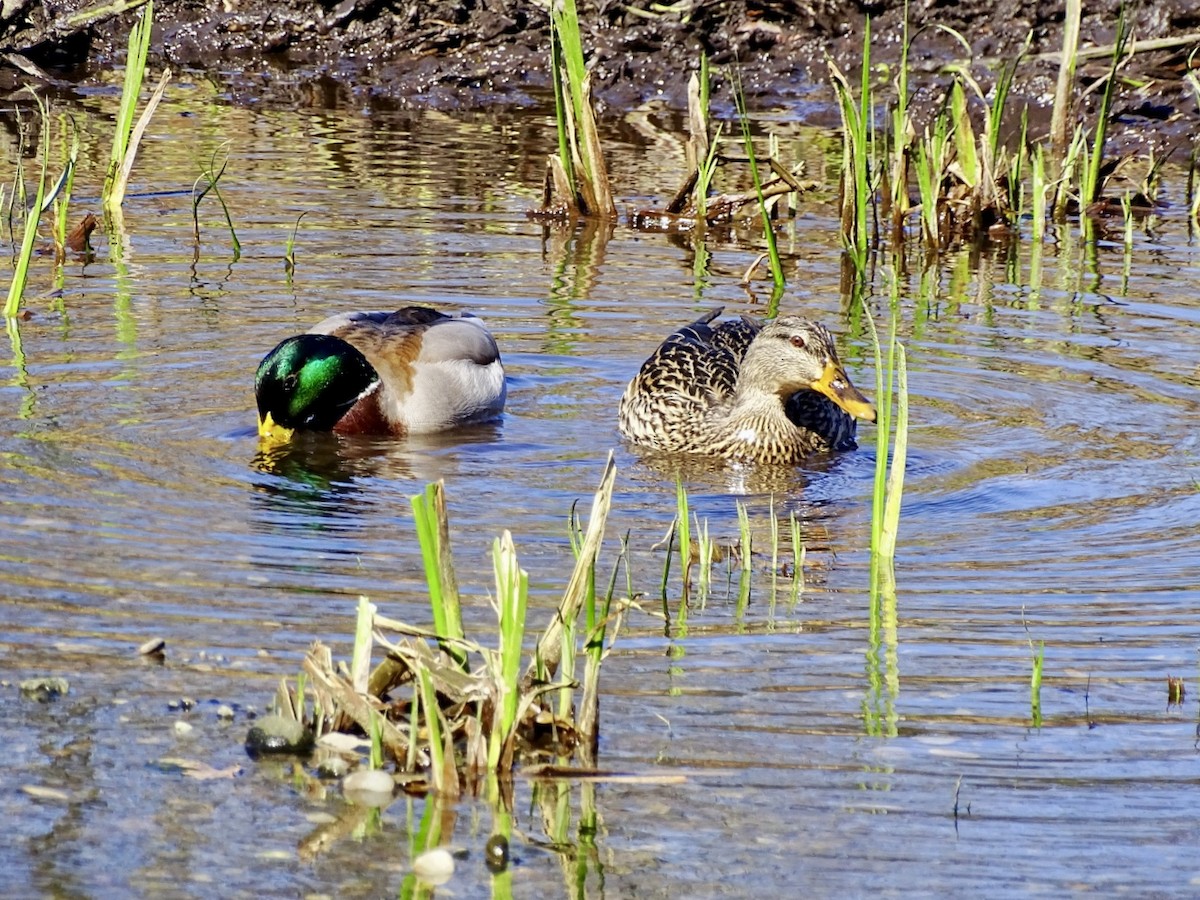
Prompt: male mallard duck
<box><xmin>255</xmin><ymin>306</ymin><xmax>506</xmax><ymax>440</ymax></box>
<box><xmin>618</xmin><ymin>309</ymin><xmax>876</xmax><ymax>464</ymax></box>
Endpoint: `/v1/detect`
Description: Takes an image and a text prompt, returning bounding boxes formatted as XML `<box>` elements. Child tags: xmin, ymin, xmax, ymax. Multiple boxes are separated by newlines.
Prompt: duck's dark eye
<box><xmin>282</xmin><ymin>374</ymin><xmax>299</xmax><ymax>391</ymax></box>
<box><xmin>789</xmin><ymin>334</ymin><xmax>806</xmax><ymax>350</ymax></box>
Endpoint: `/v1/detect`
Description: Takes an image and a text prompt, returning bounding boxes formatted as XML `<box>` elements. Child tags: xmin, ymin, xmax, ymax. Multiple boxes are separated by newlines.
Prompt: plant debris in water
<box><xmin>251</xmin><ymin>455</ymin><xmax>627</xmax><ymax>794</ymax></box>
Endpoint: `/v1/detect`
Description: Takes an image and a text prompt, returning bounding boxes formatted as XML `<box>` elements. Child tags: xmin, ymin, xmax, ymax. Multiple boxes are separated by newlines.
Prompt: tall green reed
<box><xmin>1080</xmin><ymin>7</ymin><xmax>1131</xmax><ymax>210</ymax></box>
<box><xmin>828</xmin><ymin>17</ymin><xmax>875</xmax><ymax>270</ymax></box>
<box><xmin>103</xmin><ymin>2</ymin><xmax>171</xmax><ymax>217</ymax></box>
<box><xmin>548</xmin><ymin>0</ymin><xmax>615</xmax><ymax>218</ymax></box>
<box><xmin>410</xmin><ymin>481</ymin><xmax>466</xmax><ymax>669</ymax></box>
<box><xmin>732</xmin><ymin>72</ymin><xmax>784</xmax><ymax>291</ymax></box>
<box><xmin>865</xmin><ymin>273</ymin><xmax>909</xmax><ymax>578</ymax></box>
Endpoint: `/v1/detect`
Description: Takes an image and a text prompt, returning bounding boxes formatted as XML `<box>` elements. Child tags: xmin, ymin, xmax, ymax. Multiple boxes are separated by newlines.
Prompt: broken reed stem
<box><xmin>578</xmin><ymin>531</ymin><xmax>626</xmax><ymax>760</ymax></box>
<box><xmin>525</xmin><ymin>452</ymin><xmax>617</xmax><ymax>685</ymax></box>
<box><xmin>547</xmin><ymin>0</ymin><xmax>615</xmax><ymax>218</ymax></box>
<box><xmin>1049</xmin><ymin>0</ymin><xmax>1081</xmax><ymax>157</ymax></box>
<box><xmin>488</xmin><ymin>531</ymin><xmax>528</xmax><ymax>771</ymax></box>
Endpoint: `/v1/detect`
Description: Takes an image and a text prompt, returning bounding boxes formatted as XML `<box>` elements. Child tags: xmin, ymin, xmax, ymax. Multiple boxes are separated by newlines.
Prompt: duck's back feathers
<box><xmin>309</xmin><ymin>307</ymin><xmax>505</xmax><ymax>435</ymax></box>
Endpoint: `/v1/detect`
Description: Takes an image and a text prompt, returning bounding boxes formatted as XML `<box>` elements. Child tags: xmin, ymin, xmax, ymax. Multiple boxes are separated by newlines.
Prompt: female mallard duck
<box><xmin>618</xmin><ymin>309</ymin><xmax>876</xmax><ymax>464</ymax></box>
<box><xmin>255</xmin><ymin>306</ymin><xmax>506</xmax><ymax>440</ymax></box>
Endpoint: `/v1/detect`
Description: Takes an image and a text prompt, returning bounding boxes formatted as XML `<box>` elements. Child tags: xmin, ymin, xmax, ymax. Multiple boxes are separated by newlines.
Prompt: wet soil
<box><xmin>3</xmin><ymin>0</ymin><xmax>1199</xmax><ymax>141</ymax></box>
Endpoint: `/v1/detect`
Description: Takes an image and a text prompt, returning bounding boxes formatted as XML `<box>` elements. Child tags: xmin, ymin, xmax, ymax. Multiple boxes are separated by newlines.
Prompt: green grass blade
<box><xmin>284</xmin><ymin>210</ymin><xmax>308</xmax><ymax>275</ymax></box>
<box><xmin>1030</xmin><ymin>640</ymin><xmax>1045</xmax><ymax>727</ymax></box>
<box><xmin>5</xmin><ymin>93</ymin><xmax>49</xmax><ymax>319</ymax></box>
<box><xmin>736</xmin><ymin>500</ymin><xmax>751</xmax><ymax>573</ymax></box>
<box><xmin>675</xmin><ymin>474</ymin><xmax>691</xmax><ymax>594</ymax></box>
<box><xmin>788</xmin><ymin>511</ymin><xmax>804</xmax><ymax>605</ymax></box>
<box><xmin>489</xmin><ymin>530</ymin><xmax>528</xmax><ymax>770</ymax></box>
<box><xmin>417</xmin><ymin>667</ymin><xmax>446</xmax><ymax>791</ymax></box>
<box><xmin>1081</xmin><ymin>7</ymin><xmax>1131</xmax><ymax>208</ymax></box>
<box><xmin>103</xmin><ymin>0</ymin><xmax>153</xmax><ymax>214</ymax></box>
<box><xmin>732</xmin><ymin>72</ymin><xmax>784</xmax><ymax>289</ymax></box>
<box><xmin>410</xmin><ymin>481</ymin><xmax>467</xmax><ymax>670</ymax></box>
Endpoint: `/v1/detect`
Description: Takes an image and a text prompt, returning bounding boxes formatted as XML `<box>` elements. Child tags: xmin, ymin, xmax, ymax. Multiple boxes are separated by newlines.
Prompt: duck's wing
<box><xmin>647</xmin><ymin>310</ymin><xmax>758</xmax><ymax>402</ymax></box>
<box><xmin>618</xmin><ymin>309</ymin><xmax>761</xmax><ymax>450</ymax></box>
<box><xmin>311</xmin><ymin>307</ymin><xmax>505</xmax><ymax>433</ymax></box>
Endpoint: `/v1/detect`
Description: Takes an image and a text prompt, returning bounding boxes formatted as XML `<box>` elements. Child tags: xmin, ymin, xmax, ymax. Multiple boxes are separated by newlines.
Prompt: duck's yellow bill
<box><xmin>257</xmin><ymin>411</ymin><xmax>295</xmax><ymax>443</ymax></box>
<box><xmin>811</xmin><ymin>359</ymin><xmax>877</xmax><ymax>422</ymax></box>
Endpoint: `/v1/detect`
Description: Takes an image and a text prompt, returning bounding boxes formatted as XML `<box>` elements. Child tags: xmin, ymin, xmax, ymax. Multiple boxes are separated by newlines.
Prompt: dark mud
<box><xmin>3</xmin><ymin>1</ymin><xmax>1199</xmax><ymax>142</ymax></box>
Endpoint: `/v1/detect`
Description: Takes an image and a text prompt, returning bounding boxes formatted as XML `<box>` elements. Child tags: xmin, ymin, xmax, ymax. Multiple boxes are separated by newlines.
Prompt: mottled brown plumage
<box><xmin>618</xmin><ymin>309</ymin><xmax>876</xmax><ymax>464</ymax></box>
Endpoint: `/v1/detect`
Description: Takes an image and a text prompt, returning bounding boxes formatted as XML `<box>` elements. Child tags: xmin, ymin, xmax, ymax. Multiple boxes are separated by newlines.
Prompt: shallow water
<box><xmin>4</xmin><ymin>72</ymin><xmax>1200</xmax><ymax>897</ymax></box>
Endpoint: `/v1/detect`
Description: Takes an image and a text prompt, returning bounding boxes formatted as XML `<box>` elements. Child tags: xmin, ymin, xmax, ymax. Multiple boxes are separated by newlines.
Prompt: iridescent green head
<box><xmin>255</xmin><ymin>334</ymin><xmax>379</xmax><ymax>435</ymax></box>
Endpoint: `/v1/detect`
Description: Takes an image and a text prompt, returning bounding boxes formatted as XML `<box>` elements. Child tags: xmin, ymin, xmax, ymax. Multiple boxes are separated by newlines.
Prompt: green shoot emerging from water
<box><xmin>410</xmin><ymin>481</ymin><xmax>466</xmax><ymax>669</ymax></box>
<box><xmin>4</xmin><ymin>93</ymin><xmax>49</xmax><ymax>319</ymax></box>
<box><xmin>545</xmin><ymin>0</ymin><xmax>615</xmax><ymax>219</ymax></box>
<box><xmin>732</xmin><ymin>70</ymin><xmax>784</xmax><ymax>291</ymax></box>
<box><xmin>103</xmin><ymin>3</ymin><xmax>171</xmax><ymax>217</ymax></box>
<box><xmin>1030</xmin><ymin>640</ymin><xmax>1045</xmax><ymax>727</ymax></box>
<box><xmin>191</xmin><ymin>147</ymin><xmax>241</xmax><ymax>261</ymax></box>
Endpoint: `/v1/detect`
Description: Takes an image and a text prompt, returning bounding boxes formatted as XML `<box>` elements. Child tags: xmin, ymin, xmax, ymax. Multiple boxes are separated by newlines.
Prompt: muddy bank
<box><xmin>3</xmin><ymin>1</ymin><xmax>1199</xmax><ymax>138</ymax></box>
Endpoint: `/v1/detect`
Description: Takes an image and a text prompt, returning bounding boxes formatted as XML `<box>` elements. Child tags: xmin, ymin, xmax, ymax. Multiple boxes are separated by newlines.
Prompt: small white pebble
<box><xmin>342</xmin><ymin>768</ymin><xmax>394</xmax><ymax>805</ymax></box>
<box><xmin>173</xmin><ymin>721</ymin><xmax>194</xmax><ymax>737</ymax></box>
<box><xmin>413</xmin><ymin>848</ymin><xmax>455</xmax><ymax>884</ymax></box>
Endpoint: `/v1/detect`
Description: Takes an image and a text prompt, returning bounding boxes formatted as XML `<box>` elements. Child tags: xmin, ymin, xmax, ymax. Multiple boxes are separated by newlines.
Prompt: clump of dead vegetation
<box><xmin>265</xmin><ymin>455</ymin><xmax>628</xmax><ymax>795</ymax></box>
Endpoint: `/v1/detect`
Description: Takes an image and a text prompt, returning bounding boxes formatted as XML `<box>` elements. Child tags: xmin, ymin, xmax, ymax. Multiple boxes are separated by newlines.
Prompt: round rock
<box><xmin>485</xmin><ymin>834</ymin><xmax>510</xmax><ymax>873</ymax></box>
<box><xmin>244</xmin><ymin>715</ymin><xmax>314</xmax><ymax>759</ymax></box>
<box><xmin>342</xmin><ymin>768</ymin><xmax>395</xmax><ymax>807</ymax></box>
